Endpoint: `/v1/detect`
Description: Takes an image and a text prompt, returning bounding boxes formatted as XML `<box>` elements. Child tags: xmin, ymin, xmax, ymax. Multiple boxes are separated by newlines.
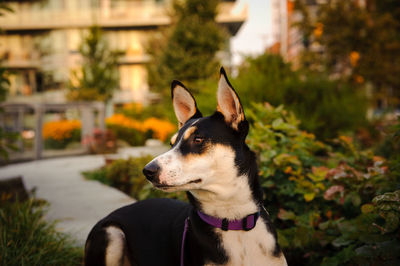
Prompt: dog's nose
<box><xmin>143</xmin><ymin>161</ymin><xmax>160</xmax><ymax>182</ymax></box>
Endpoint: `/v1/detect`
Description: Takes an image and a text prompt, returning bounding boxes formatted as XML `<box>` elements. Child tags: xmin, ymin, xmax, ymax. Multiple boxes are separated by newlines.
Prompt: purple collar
<box><xmin>196</xmin><ymin>210</ymin><xmax>261</xmax><ymax>231</ymax></box>
<box><xmin>180</xmin><ymin>211</ymin><xmax>261</xmax><ymax>266</ymax></box>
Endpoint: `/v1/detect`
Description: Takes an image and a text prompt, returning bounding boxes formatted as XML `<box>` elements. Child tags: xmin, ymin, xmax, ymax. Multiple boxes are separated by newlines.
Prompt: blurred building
<box><xmin>268</xmin><ymin>0</ymin><xmax>325</xmax><ymax>66</ymax></box>
<box><xmin>269</xmin><ymin>0</ymin><xmax>367</xmax><ymax>67</ymax></box>
<box><xmin>0</xmin><ymin>0</ymin><xmax>246</xmax><ymax>104</ymax></box>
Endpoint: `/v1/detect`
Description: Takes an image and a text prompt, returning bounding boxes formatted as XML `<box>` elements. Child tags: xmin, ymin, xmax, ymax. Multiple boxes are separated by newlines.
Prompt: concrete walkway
<box><xmin>0</xmin><ymin>146</ymin><xmax>168</xmax><ymax>246</ymax></box>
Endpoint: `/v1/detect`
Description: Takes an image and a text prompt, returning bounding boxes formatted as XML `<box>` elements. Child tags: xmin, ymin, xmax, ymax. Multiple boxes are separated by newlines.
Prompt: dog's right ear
<box><xmin>171</xmin><ymin>80</ymin><xmax>202</xmax><ymax>128</ymax></box>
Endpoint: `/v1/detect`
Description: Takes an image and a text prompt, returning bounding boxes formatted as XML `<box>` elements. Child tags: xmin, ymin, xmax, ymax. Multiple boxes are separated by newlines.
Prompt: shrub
<box><xmin>42</xmin><ymin>120</ymin><xmax>81</xmax><ymax>149</ymax></box>
<box><xmin>247</xmin><ymin>103</ymin><xmax>400</xmax><ymax>265</ymax></box>
<box><xmin>0</xmin><ymin>198</ymin><xmax>83</xmax><ymax>265</ymax></box>
<box><xmin>234</xmin><ymin>53</ymin><xmax>368</xmax><ymax>140</ymax></box>
<box><xmin>83</xmin><ymin>156</ymin><xmax>185</xmax><ymax>201</ymax></box>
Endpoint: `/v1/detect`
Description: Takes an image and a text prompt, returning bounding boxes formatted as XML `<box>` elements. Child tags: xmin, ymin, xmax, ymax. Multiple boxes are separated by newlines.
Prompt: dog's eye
<box><xmin>193</xmin><ymin>136</ymin><xmax>204</xmax><ymax>144</ymax></box>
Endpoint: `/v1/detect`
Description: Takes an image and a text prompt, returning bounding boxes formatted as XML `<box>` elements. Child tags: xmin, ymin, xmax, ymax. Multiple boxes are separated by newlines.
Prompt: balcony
<box><xmin>0</xmin><ymin>1</ymin><xmax>247</xmax><ymax>35</ymax></box>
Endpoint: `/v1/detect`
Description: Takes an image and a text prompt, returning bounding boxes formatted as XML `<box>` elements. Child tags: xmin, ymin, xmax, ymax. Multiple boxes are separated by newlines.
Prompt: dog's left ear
<box><xmin>217</xmin><ymin>67</ymin><xmax>246</xmax><ymax>131</ymax></box>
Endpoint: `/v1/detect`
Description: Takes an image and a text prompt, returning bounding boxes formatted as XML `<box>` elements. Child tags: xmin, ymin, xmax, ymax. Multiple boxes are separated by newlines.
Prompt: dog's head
<box><xmin>143</xmin><ymin>68</ymin><xmax>251</xmax><ymax>196</ymax></box>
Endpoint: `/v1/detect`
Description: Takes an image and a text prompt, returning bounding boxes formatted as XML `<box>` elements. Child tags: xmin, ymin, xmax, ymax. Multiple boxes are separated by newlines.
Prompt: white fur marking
<box><xmin>105</xmin><ymin>226</ymin><xmax>126</xmax><ymax>266</ymax></box>
<box><xmin>219</xmin><ymin>222</ymin><xmax>287</xmax><ymax>266</ymax></box>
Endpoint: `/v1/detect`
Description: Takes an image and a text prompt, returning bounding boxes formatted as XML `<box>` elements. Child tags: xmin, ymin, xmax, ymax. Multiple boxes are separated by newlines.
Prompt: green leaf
<box><xmin>383</xmin><ymin>211</ymin><xmax>399</xmax><ymax>233</ymax></box>
<box><xmin>278</xmin><ymin>209</ymin><xmax>296</xmax><ymax>220</ymax></box>
<box><xmin>321</xmin><ymin>245</ymin><xmax>355</xmax><ymax>266</ymax></box>
<box><xmin>332</xmin><ymin>236</ymin><xmax>353</xmax><ymax>247</ymax></box>
<box><xmin>273</xmin><ymin>153</ymin><xmax>301</xmax><ymax>166</ymax></box>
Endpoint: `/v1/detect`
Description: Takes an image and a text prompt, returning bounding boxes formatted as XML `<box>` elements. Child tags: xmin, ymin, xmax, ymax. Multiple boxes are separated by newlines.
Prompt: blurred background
<box><xmin>0</xmin><ymin>0</ymin><xmax>399</xmax><ymax>265</ymax></box>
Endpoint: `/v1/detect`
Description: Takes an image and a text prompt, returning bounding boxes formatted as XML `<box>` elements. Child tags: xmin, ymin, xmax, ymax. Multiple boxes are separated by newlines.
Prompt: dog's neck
<box><xmin>188</xmin><ymin>148</ymin><xmax>264</xmax><ymax>220</ymax></box>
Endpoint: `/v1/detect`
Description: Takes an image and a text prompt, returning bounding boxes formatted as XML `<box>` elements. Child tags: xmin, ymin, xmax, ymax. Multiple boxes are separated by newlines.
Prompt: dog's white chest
<box><xmin>215</xmin><ymin>222</ymin><xmax>287</xmax><ymax>266</ymax></box>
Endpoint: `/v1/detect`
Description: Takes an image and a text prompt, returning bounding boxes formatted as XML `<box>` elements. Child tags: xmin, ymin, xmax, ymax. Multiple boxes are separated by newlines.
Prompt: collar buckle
<box><xmin>242</xmin><ymin>211</ymin><xmax>260</xmax><ymax>231</ymax></box>
<box><xmin>221</xmin><ymin>218</ymin><xmax>229</xmax><ymax>231</ymax></box>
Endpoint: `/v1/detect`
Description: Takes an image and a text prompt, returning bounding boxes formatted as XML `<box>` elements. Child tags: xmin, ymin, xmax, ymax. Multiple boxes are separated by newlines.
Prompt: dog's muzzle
<box><xmin>143</xmin><ymin>161</ymin><xmax>161</xmax><ymax>183</ymax></box>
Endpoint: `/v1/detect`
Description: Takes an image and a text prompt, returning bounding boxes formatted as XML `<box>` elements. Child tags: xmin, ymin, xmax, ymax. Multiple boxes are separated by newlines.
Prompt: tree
<box><xmin>294</xmin><ymin>0</ymin><xmax>400</xmax><ymax>109</ymax></box>
<box><xmin>67</xmin><ymin>26</ymin><xmax>121</xmax><ymax>103</ymax></box>
<box><xmin>0</xmin><ymin>3</ymin><xmax>18</xmax><ymax>160</ymax></box>
<box><xmin>146</xmin><ymin>0</ymin><xmax>225</xmax><ymax>95</ymax></box>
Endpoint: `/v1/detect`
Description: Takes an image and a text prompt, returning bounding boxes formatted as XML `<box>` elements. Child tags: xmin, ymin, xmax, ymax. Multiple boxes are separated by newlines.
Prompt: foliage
<box><xmin>0</xmin><ymin>129</ymin><xmax>19</xmax><ymax>159</ymax></box>
<box><xmin>295</xmin><ymin>0</ymin><xmax>400</xmax><ymax>108</ymax></box>
<box><xmin>0</xmin><ymin>198</ymin><xmax>83</xmax><ymax>265</ymax></box>
<box><xmin>191</xmin><ymin>78</ymin><xmax>218</xmax><ymax>116</ymax></box>
<box><xmin>106</xmin><ymin>124</ymin><xmax>149</xmax><ymax>146</ymax></box>
<box><xmin>83</xmin><ymin>156</ymin><xmax>185</xmax><ymax>201</ymax></box>
<box><xmin>0</xmin><ymin>67</ymin><xmax>10</xmax><ymax>102</ymax></box>
<box><xmin>106</xmin><ymin>114</ymin><xmax>176</xmax><ymax>145</ymax></box>
<box><xmin>147</xmin><ymin>0</ymin><xmax>225</xmax><ymax>94</ymax></box>
<box><xmin>234</xmin><ymin>54</ymin><xmax>295</xmax><ymax>109</ymax></box>
<box><xmin>42</xmin><ymin>120</ymin><xmax>81</xmax><ymax>149</ymax></box>
<box><xmin>67</xmin><ymin>26</ymin><xmax>121</xmax><ymax>103</ymax></box>
<box><xmin>235</xmin><ymin>53</ymin><xmax>367</xmax><ymax>139</ymax></box>
<box><xmin>0</xmin><ymin>3</ymin><xmax>13</xmax><ymax>17</ymax></box>
<box><xmin>247</xmin><ymin>103</ymin><xmax>400</xmax><ymax>265</ymax></box>
<box><xmin>376</xmin><ymin>117</ymin><xmax>400</xmax><ymax>161</ymax></box>
<box><xmin>0</xmin><ymin>66</ymin><xmax>19</xmax><ymax>159</ymax></box>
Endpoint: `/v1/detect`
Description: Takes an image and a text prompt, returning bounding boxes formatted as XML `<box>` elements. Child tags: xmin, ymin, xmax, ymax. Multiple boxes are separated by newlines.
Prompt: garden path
<box><xmin>0</xmin><ymin>146</ymin><xmax>168</xmax><ymax>246</ymax></box>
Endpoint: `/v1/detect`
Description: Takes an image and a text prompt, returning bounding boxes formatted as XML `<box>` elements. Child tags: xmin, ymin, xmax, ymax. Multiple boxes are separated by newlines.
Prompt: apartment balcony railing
<box><xmin>0</xmin><ymin>1</ymin><xmax>246</xmax><ymax>33</ymax></box>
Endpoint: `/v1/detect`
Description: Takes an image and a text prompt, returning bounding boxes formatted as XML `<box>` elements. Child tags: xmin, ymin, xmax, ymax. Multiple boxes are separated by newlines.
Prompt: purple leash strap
<box><xmin>180</xmin><ymin>217</ymin><xmax>189</xmax><ymax>266</ymax></box>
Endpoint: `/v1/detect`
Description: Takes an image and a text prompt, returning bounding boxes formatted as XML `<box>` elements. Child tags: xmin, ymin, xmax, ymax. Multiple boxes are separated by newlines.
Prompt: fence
<box><xmin>0</xmin><ymin>102</ymin><xmax>105</xmax><ymax>161</ymax></box>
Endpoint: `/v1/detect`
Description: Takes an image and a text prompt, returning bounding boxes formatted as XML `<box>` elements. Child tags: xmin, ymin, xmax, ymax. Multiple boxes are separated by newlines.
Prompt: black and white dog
<box><xmin>84</xmin><ymin>68</ymin><xmax>287</xmax><ymax>266</ymax></box>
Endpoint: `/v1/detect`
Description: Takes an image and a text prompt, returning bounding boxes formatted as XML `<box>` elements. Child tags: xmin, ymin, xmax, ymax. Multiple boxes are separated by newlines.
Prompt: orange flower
<box><xmin>284</xmin><ymin>166</ymin><xmax>293</xmax><ymax>174</ymax></box>
<box><xmin>143</xmin><ymin>117</ymin><xmax>176</xmax><ymax>141</ymax></box>
<box><xmin>42</xmin><ymin>120</ymin><xmax>81</xmax><ymax>140</ymax></box>
<box><xmin>350</xmin><ymin>51</ymin><xmax>360</xmax><ymax>67</ymax></box>
<box><xmin>314</xmin><ymin>22</ymin><xmax>324</xmax><ymax>38</ymax></box>
<box><xmin>106</xmin><ymin>114</ymin><xmax>176</xmax><ymax>141</ymax></box>
<box><xmin>354</xmin><ymin>75</ymin><xmax>364</xmax><ymax>84</ymax></box>
<box><xmin>106</xmin><ymin>114</ymin><xmax>143</xmax><ymax>131</ymax></box>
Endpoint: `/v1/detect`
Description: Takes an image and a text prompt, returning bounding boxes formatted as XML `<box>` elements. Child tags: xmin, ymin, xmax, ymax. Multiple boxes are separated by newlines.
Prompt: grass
<box><xmin>0</xmin><ymin>198</ymin><xmax>83</xmax><ymax>266</ymax></box>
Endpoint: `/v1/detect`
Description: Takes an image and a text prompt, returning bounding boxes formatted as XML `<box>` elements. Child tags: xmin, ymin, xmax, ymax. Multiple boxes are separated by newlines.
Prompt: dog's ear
<box><xmin>217</xmin><ymin>67</ymin><xmax>246</xmax><ymax>131</ymax></box>
<box><xmin>171</xmin><ymin>80</ymin><xmax>202</xmax><ymax>128</ymax></box>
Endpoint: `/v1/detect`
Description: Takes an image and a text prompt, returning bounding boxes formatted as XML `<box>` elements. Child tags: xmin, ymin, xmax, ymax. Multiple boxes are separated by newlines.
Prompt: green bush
<box><xmin>247</xmin><ymin>103</ymin><xmax>400</xmax><ymax>265</ymax></box>
<box><xmin>234</xmin><ymin>53</ymin><xmax>368</xmax><ymax>140</ymax></box>
<box><xmin>83</xmin><ymin>156</ymin><xmax>185</xmax><ymax>201</ymax></box>
<box><xmin>0</xmin><ymin>198</ymin><xmax>83</xmax><ymax>265</ymax></box>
